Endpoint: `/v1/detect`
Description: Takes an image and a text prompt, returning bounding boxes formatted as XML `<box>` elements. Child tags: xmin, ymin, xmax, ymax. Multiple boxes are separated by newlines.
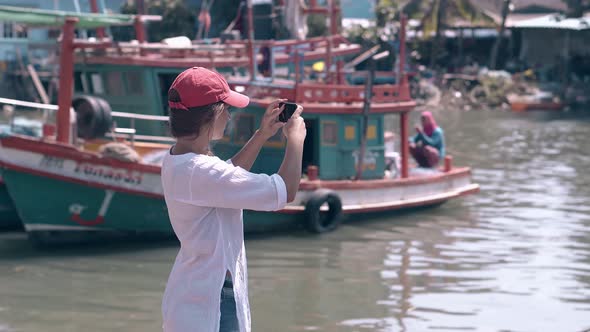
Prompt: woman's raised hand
<box><xmin>283</xmin><ymin>105</ymin><xmax>306</xmax><ymax>144</ymax></box>
<box><xmin>258</xmin><ymin>99</ymin><xmax>287</xmax><ymax>139</ymax></box>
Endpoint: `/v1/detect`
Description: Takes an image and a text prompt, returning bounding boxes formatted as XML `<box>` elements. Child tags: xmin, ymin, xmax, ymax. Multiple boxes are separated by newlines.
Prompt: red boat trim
<box><xmin>1</xmin><ymin>135</ymin><xmax>474</xmax><ymax>191</ymax></box>
<box><xmin>510</xmin><ymin>102</ymin><xmax>564</xmax><ymax>112</ymax></box>
<box><xmin>0</xmin><ymin>157</ymin><xmax>478</xmax><ymax>213</ymax></box>
<box><xmin>278</xmin><ymin>184</ymin><xmax>480</xmax><ymax>214</ymax></box>
<box><xmin>76</xmin><ymin>43</ymin><xmax>360</xmax><ymax>68</ymax></box>
<box><xmin>0</xmin><ymin>161</ymin><xmax>163</xmax><ymax>200</ymax></box>
<box><xmin>1</xmin><ymin>136</ymin><xmax>162</xmax><ymax>174</ymax></box>
<box><xmin>298</xmin><ymin>167</ymin><xmax>472</xmax><ymax>190</ymax></box>
<box><xmin>249</xmin><ymin>100</ymin><xmax>417</xmax><ymax>114</ymax></box>
<box><xmin>272</xmin><ymin>45</ymin><xmax>362</xmax><ymax>64</ymax></box>
<box><xmin>80</xmin><ymin>56</ymin><xmax>252</xmax><ymax>68</ymax></box>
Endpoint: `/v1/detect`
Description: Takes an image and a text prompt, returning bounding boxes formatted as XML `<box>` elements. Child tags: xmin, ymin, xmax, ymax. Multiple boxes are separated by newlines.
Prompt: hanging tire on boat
<box><xmin>72</xmin><ymin>95</ymin><xmax>113</xmax><ymax>139</ymax></box>
<box><xmin>304</xmin><ymin>189</ymin><xmax>343</xmax><ymax>233</ymax></box>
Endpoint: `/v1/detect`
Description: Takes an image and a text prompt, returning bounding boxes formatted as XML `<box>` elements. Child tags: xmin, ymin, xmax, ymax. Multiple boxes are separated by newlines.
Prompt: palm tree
<box><xmin>489</xmin><ymin>0</ymin><xmax>510</xmax><ymax>70</ymax></box>
<box><xmin>401</xmin><ymin>0</ymin><xmax>495</xmax><ymax>67</ymax></box>
<box><xmin>562</xmin><ymin>0</ymin><xmax>590</xmax><ymax>17</ymax></box>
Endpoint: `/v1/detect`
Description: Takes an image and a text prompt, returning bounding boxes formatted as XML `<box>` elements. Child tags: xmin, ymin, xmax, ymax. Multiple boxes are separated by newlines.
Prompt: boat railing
<box><xmin>226</xmin><ymin>34</ymin><xmax>349</xmax><ymax>51</ymax></box>
<box><xmin>74</xmin><ymin>39</ymin><xmax>251</xmax><ymax>60</ymax></box>
<box><xmin>0</xmin><ymin>97</ymin><xmax>60</xmax><ymax>132</ymax></box>
<box><xmin>231</xmin><ymin>79</ymin><xmax>410</xmax><ymax>105</ymax></box>
<box><xmin>72</xmin><ymin>34</ymin><xmax>351</xmax><ymax>63</ymax></box>
<box><xmin>0</xmin><ymin>97</ymin><xmax>173</xmax><ymax>145</ymax></box>
<box><xmin>108</xmin><ymin>111</ymin><xmax>174</xmax><ymax>145</ymax></box>
<box><xmin>295</xmin><ymin>83</ymin><xmax>407</xmax><ymax>103</ymax></box>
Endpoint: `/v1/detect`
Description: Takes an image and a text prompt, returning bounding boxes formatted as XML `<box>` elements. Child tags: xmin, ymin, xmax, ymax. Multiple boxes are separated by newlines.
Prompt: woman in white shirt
<box><xmin>160</xmin><ymin>67</ymin><xmax>306</xmax><ymax>332</ymax></box>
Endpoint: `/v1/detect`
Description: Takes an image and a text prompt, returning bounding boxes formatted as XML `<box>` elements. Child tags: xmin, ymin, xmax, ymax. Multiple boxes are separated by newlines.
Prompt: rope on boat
<box><xmin>98</xmin><ymin>142</ymin><xmax>141</xmax><ymax>163</ymax></box>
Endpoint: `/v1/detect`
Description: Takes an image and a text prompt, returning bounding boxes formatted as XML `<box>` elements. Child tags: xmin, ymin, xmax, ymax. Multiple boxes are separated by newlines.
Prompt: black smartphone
<box><xmin>278</xmin><ymin>102</ymin><xmax>298</xmax><ymax>123</ymax></box>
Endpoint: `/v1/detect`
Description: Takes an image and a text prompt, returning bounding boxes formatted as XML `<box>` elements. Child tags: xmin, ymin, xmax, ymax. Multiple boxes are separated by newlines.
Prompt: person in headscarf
<box><xmin>409</xmin><ymin>111</ymin><xmax>445</xmax><ymax>168</ymax></box>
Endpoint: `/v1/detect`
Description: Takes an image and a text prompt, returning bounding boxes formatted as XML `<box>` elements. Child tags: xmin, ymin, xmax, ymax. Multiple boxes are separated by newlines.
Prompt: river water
<box><xmin>1</xmin><ymin>108</ymin><xmax>590</xmax><ymax>332</ymax></box>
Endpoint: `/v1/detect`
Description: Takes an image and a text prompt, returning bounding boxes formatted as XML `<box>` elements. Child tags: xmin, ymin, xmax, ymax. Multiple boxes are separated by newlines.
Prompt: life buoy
<box><xmin>304</xmin><ymin>189</ymin><xmax>343</xmax><ymax>233</ymax></box>
<box><xmin>72</xmin><ymin>95</ymin><xmax>113</xmax><ymax>139</ymax></box>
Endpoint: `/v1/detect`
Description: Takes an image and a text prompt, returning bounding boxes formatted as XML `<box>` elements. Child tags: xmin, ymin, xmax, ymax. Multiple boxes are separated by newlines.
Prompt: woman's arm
<box><xmin>417</xmin><ymin>129</ymin><xmax>442</xmax><ymax>147</ymax></box>
<box><xmin>230</xmin><ymin>99</ymin><xmax>286</xmax><ymax>171</ymax></box>
<box><xmin>278</xmin><ymin>139</ymin><xmax>304</xmax><ymax>203</ymax></box>
<box><xmin>277</xmin><ymin>106</ymin><xmax>306</xmax><ymax>203</ymax></box>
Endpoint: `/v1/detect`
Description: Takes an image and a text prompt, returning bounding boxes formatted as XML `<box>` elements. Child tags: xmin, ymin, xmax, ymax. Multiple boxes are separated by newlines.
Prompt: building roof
<box><xmin>471</xmin><ymin>0</ymin><xmax>567</xmax><ymax>14</ymax></box>
<box><xmin>511</xmin><ymin>13</ymin><xmax>590</xmax><ymax>30</ymax></box>
<box><xmin>0</xmin><ymin>5</ymin><xmax>159</xmax><ymax>29</ymax></box>
<box><xmin>471</xmin><ymin>0</ymin><xmax>572</xmax><ymax>26</ymax></box>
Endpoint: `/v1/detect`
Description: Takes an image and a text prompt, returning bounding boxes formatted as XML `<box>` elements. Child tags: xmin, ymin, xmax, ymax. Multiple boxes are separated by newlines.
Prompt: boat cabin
<box><xmin>212</xmin><ymin>91</ymin><xmax>389</xmax><ymax>181</ymax></box>
<box><xmin>65</xmin><ymin>3</ymin><xmax>409</xmax><ymax>182</ymax></box>
<box><xmin>0</xmin><ymin>3</ymin><xmax>479</xmax><ymax>243</ymax></box>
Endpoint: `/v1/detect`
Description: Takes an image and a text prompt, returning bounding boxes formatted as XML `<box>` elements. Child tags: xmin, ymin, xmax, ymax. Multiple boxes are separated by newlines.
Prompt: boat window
<box><xmin>74</xmin><ymin>71</ymin><xmax>88</xmax><ymax>93</ymax></box>
<box><xmin>1</xmin><ymin>22</ymin><xmax>27</xmax><ymax>39</ymax></box>
<box><xmin>105</xmin><ymin>72</ymin><xmax>124</xmax><ymax>96</ymax></box>
<box><xmin>158</xmin><ymin>73</ymin><xmax>178</xmax><ymax>115</ymax></box>
<box><xmin>345</xmin><ymin>125</ymin><xmax>356</xmax><ymax>141</ymax></box>
<box><xmin>88</xmin><ymin>72</ymin><xmax>104</xmax><ymax>94</ymax></box>
<box><xmin>322</xmin><ymin>121</ymin><xmax>338</xmax><ymax>145</ymax></box>
<box><xmin>302</xmin><ymin>119</ymin><xmax>317</xmax><ymax>173</ymax></box>
<box><xmin>125</xmin><ymin>72</ymin><xmax>144</xmax><ymax>95</ymax></box>
<box><xmin>367</xmin><ymin>124</ymin><xmax>377</xmax><ymax>141</ymax></box>
<box><xmin>234</xmin><ymin>114</ymin><xmax>255</xmax><ymax>143</ymax></box>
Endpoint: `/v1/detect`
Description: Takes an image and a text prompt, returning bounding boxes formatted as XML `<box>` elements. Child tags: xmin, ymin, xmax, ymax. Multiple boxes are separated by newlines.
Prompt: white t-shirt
<box><xmin>160</xmin><ymin>151</ymin><xmax>287</xmax><ymax>332</ymax></box>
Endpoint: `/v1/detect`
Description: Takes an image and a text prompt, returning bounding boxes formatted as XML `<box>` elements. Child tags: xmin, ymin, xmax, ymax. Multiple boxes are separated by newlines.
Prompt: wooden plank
<box><xmin>111</xmin><ymin>111</ymin><xmax>168</xmax><ymax>122</ymax></box>
<box><xmin>26</xmin><ymin>64</ymin><xmax>50</xmax><ymax>104</ymax></box>
<box><xmin>0</xmin><ymin>97</ymin><xmax>59</xmax><ymax>111</ymax></box>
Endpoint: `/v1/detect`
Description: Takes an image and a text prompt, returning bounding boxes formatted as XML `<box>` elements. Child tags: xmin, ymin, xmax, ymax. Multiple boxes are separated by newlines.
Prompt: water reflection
<box><xmin>1</xmin><ymin>109</ymin><xmax>590</xmax><ymax>331</ymax></box>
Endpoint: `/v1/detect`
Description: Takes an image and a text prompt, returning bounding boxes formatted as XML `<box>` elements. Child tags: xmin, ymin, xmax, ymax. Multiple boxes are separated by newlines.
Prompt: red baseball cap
<box><xmin>168</xmin><ymin>67</ymin><xmax>249</xmax><ymax>110</ymax></box>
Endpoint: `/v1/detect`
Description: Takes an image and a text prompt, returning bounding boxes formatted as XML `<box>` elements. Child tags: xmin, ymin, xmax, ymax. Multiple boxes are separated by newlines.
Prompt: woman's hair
<box><xmin>168</xmin><ymin>88</ymin><xmax>225</xmax><ymax>139</ymax></box>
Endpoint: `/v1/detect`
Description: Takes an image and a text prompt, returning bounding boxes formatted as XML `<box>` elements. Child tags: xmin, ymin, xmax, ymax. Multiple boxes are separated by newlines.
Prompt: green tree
<box><xmin>307</xmin><ymin>0</ymin><xmax>342</xmax><ymax>38</ymax></box>
<box><xmin>113</xmin><ymin>0</ymin><xmax>241</xmax><ymax>42</ymax></box>
<box><xmin>562</xmin><ymin>0</ymin><xmax>590</xmax><ymax>17</ymax></box>
<box><xmin>341</xmin><ymin>0</ymin><xmax>399</xmax><ymax>70</ymax></box>
<box><xmin>489</xmin><ymin>0</ymin><xmax>510</xmax><ymax>69</ymax></box>
<box><xmin>112</xmin><ymin>0</ymin><xmax>195</xmax><ymax>41</ymax></box>
<box><xmin>402</xmin><ymin>0</ymin><xmax>494</xmax><ymax>67</ymax></box>
<box><xmin>343</xmin><ymin>0</ymin><xmax>398</xmax><ymax>45</ymax></box>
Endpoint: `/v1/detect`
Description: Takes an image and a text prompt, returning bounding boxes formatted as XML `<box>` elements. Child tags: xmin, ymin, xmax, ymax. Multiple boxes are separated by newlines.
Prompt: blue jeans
<box><xmin>219</xmin><ymin>279</ymin><xmax>238</xmax><ymax>332</ymax></box>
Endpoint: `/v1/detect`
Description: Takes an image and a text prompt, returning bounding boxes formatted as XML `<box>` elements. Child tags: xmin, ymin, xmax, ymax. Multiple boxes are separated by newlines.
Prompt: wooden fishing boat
<box><xmin>0</xmin><ymin>2</ymin><xmax>359</xmax><ymax>233</ymax></box>
<box><xmin>0</xmin><ymin>5</ymin><xmax>157</xmax><ymax>231</ymax></box>
<box><xmin>0</xmin><ymin>5</ymin><xmax>478</xmax><ymax>245</ymax></box>
<box><xmin>507</xmin><ymin>92</ymin><xmax>564</xmax><ymax>112</ymax></box>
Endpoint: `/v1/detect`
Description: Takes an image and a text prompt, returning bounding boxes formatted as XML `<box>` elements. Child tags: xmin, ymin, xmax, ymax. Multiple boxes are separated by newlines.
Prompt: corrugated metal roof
<box><xmin>0</xmin><ymin>5</ymin><xmax>140</xmax><ymax>28</ymax></box>
<box><xmin>511</xmin><ymin>0</ymin><xmax>567</xmax><ymax>12</ymax></box>
<box><xmin>512</xmin><ymin>13</ymin><xmax>590</xmax><ymax>30</ymax></box>
<box><xmin>471</xmin><ymin>0</ymin><xmax>567</xmax><ymax>13</ymax></box>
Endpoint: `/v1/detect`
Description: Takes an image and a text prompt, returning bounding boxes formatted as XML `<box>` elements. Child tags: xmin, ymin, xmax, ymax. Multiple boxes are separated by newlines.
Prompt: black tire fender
<box><xmin>304</xmin><ymin>189</ymin><xmax>343</xmax><ymax>233</ymax></box>
<box><xmin>72</xmin><ymin>95</ymin><xmax>113</xmax><ymax>139</ymax></box>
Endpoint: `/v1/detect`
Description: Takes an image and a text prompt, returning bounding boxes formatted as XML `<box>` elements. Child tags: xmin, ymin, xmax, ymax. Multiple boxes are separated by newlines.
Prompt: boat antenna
<box><xmin>246</xmin><ymin>0</ymin><xmax>256</xmax><ymax>81</ymax></box>
<box><xmin>223</xmin><ymin>1</ymin><xmax>246</xmax><ymax>34</ymax></box>
<box><xmin>196</xmin><ymin>0</ymin><xmax>215</xmax><ymax>40</ymax></box>
<box><xmin>355</xmin><ymin>56</ymin><xmax>376</xmax><ymax>180</ymax></box>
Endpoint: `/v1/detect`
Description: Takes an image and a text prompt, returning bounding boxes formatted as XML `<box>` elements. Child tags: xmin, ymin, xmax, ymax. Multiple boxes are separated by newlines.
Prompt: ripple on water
<box><xmin>3</xmin><ymin>110</ymin><xmax>590</xmax><ymax>332</ymax></box>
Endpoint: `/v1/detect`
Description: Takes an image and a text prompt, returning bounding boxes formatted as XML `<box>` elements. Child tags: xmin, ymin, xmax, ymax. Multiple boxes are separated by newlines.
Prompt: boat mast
<box><xmin>355</xmin><ymin>57</ymin><xmax>375</xmax><ymax>180</ymax></box>
<box><xmin>56</xmin><ymin>17</ymin><xmax>78</xmax><ymax>144</ymax></box>
<box><xmin>325</xmin><ymin>0</ymin><xmax>333</xmax><ymax>83</ymax></box>
<box><xmin>246</xmin><ymin>0</ymin><xmax>256</xmax><ymax>81</ymax></box>
<box><xmin>89</xmin><ymin>0</ymin><xmax>106</xmax><ymax>39</ymax></box>
<box><xmin>398</xmin><ymin>15</ymin><xmax>409</xmax><ymax>179</ymax></box>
